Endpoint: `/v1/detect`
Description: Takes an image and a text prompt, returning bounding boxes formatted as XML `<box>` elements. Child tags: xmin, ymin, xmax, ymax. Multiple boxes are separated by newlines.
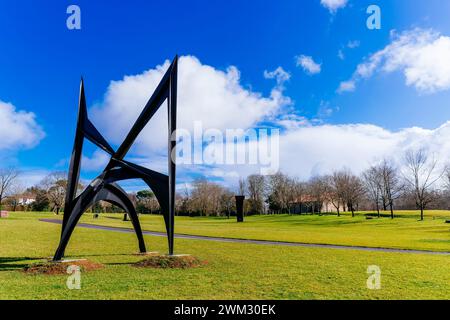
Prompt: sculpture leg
<box><xmin>167</xmin><ymin>57</ymin><xmax>177</xmax><ymax>255</ymax></box>
<box><xmin>144</xmin><ymin>178</ymin><xmax>174</xmax><ymax>255</ymax></box>
<box><xmin>53</xmin><ymin>185</ymin><xmax>99</xmax><ymax>261</ymax></box>
<box><xmin>54</xmin><ymin>201</ymin><xmax>91</xmax><ymax>261</ymax></box>
<box><xmin>127</xmin><ymin>207</ymin><xmax>147</xmax><ymax>253</ymax></box>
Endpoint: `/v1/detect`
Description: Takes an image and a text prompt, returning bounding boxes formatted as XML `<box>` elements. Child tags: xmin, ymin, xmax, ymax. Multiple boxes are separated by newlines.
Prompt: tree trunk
<box><xmin>389</xmin><ymin>203</ymin><xmax>394</xmax><ymax>219</ymax></box>
<box><xmin>376</xmin><ymin>202</ymin><xmax>380</xmax><ymax>218</ymax></box>
<box><xmin>420</xmin><ymin>205</ymin><xmax>424</xmax><ymax>221</ymax></box>
<box><xmin>56</xmin><ymin>207</ymin><xmax>60</xmax><ymax>215</ymax></box>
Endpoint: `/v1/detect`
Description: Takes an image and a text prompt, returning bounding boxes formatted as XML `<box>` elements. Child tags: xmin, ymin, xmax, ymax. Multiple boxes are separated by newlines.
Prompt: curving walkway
<box><xmin>40</xmin><ymin>218</ymin><xmax>450</xmax><ymax>256</ymax></box>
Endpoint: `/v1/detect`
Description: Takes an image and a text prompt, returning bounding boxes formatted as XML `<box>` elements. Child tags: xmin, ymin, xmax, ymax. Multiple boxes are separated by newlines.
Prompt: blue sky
<box><xmin>1</xmin><ymin>0</ymin><xmax>450</xmax><ymax>189</ymax></box>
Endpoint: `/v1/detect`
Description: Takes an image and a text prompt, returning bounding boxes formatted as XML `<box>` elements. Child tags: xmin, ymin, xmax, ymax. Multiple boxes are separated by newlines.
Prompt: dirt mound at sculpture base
<box><xmin>134</xmin><ymin>254</ymin><xmax>206</xmax><ymax>269</ymax></box>
<box><xmin>23</xmin><ymin>259</ymin><xmax>104</xmax><ymax>275</ymax></box>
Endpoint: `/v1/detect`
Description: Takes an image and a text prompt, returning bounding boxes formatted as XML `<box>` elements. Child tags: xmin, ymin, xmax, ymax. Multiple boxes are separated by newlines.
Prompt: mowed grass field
<box><xmin>0</xmin><ymin>211</ymin><xmax>449</xmax><ymax>300</ymax></box>
<box><xmin>82</xmin><ymin>210</ymin><xmax>450</xmax><ymax>252</ymax></box>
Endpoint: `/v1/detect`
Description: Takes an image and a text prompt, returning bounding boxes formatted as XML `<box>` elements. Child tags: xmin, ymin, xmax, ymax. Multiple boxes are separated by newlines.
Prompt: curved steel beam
<box><xmin>54</xmin><ymin>182</ymin><xmax>147</xmax><ymax>261</ymax></box>
<box><xmin>97</xmin><ymin>183</ymin><xmax>147</xmax><ymax>254</ymax></box>
<box><xmin>54</xmin><ymin>56</ymin><xmax>178</xmax><ymax>261</ymax></box>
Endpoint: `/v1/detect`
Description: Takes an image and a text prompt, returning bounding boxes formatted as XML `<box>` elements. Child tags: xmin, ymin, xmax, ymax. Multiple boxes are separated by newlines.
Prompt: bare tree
<box><xmin>247</xmin><ymin>174</ymin><xmax>266</xmax><ymax>214</ymax></box>
<box><xmin>327</xmin><ymin>173</ymin><xmax>345</xmax><ymax>217</ymax></box>
<box><xmin>443</xmin><ymin>166</ymin><xmax>450</xmax><ymax>192</ymax></box>
<box><xmin>362</xmin><ymin>166</ymin><xmax>383</xmax><ymax>217</ymax></box>
<box><xmin>0</xmin><ymin>168</ymin><xmax>20</xmax><ymax>212</ymax></box>
<box><xmin>190</xmin><ymin>179</ymin><xmax>230</xmax><ymax>216</ymax></box>
<box><xmin>238</xmin><ymin>177</ymin><xmax>246</xmax><ymax>196</ymax></box>
<box><xmin>346</xmin><ymin>174</ymin><xmax>365</xmax><ymax>217</ymax></box>
<box><xmin>6</xmin><ymin>183</ymin><xmax>25</xmax><ymax>212</ymax></box>
<box><xmin>379</xmin><ymin>160</ymin><xmax>404</xmax><ymax>219</ymax></box>
<box><xmin>175</xmin><ymin>184</ymin><xmax>191</xmax><ymax>215</ymax></box>
<box><xmin>308</xmin><ymin>176</ymin><xmax>328</xmax><ymax>214</ymax></box>
<box><xmin>41</xmin><ymin>172</ymin><xmax>67</xmax><ymax>215</ymax></box>
<box><xmin>403</xmin><ymin>149</ymin><xmax>443</xmax><ymax>221</ymax></box>
<box><xmin>293</xmin><ymin>179</ymin><xmax>308</xmax><ymax>215</ymax></box>
<box><xmin>220</xmin><ymin>189</ymin><xmax>235</xmax><ymax>218</ymax></box>
<box><xmin>330</xmin><ymin>170</ymin><xmax>364</xmax><ymax>217</ymax></box>
<box><xmin>268</xmin><ymin>172</ymin><xmax>293</xmax><ymax>213</ymax></box>
<box><xmin>189</xmin><ymin>179</ymin><xmax>210</xmax><ymax>216</ymax></box>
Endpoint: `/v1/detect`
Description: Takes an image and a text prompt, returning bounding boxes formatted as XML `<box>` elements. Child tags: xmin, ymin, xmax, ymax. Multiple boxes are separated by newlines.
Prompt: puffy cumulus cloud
<box><xmin>277</xmin><ymin>121</ymin><xmax>450</xmax><ymax>179</ymax></box>
<box><xmin>88</xmin><ymin>54</ymin><xmax>450</xmax><ymax>188</ymax></box>
<box><xmin>81</xmin><ymin>150</ymin><xmax>110</xmax><ymax>171</ymax></box>
<box><xmin>339</xmin><ymin>28</ymin><xmax>450</xmax><ymax>94</ymax></box>
<box><xmin>296</xmin><ymin>55</ymin><xmax>322</xmax><ymax>75</ymax></box>
<box><xmin>179</xmin><ymin>120</ymin><xmax>450</xmax><ymax>184</ymax></box>
<box><xmin>320</xmin><ymin>0</ymin><xmax>348</xmax><ymax>13</ymax></box>
<box><xmin>0</xmin><ymin>101</ymin><xmax>45</xmax><ymax>151</ymax></box>
<box><xmin>91</xmin><ymin>55</ymin><xmax>290</xmax><ymax>155</ymax></box>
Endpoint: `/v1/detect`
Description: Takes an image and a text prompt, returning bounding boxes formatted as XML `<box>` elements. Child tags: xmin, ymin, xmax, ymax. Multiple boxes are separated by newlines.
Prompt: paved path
<box><xmin>40</xmin><ymin>218</ymin><xmax>450</xmax><ymax>256</ymax></box>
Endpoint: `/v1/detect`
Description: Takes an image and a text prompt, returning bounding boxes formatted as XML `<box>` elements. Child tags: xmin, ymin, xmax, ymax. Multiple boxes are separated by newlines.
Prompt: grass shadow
<box><xmin>0</xmin><ymin>257</ymin><xmax>43</xmax><ymax>271</ymax></box>
<box><xmin>70</xmin><ymin>253</ymin><xmax>132</xmax><ymax>258</ymax></box>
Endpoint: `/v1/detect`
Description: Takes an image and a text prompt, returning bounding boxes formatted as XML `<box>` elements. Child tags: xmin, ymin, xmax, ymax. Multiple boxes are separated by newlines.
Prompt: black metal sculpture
<box><xmin>235</xmin><ymin>196</ymin><xmax>245</xmax><ymax>223</ymax></box>
<box><xmin>53</xmin><ymin>56</ymin><xmax>178</xmax><ymax>261</ymax></box>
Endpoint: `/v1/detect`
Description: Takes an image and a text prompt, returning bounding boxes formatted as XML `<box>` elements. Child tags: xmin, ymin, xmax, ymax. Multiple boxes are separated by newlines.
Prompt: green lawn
<box><xmin>0</xmin><ymin>212</ymin><xmax>449</xmax><ymax>300</ymax></box>
<box><xmin>79</xmin><ymin>210</ymin><xmax>450</xmax><ymax>252</ymax></box>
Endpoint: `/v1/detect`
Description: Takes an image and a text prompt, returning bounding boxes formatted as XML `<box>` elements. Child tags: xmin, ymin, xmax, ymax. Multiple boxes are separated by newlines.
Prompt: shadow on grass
<box><xmin>69</xmin><ymin>253</ymin><xmax>132</xmax><ymax>258</ymax></box>
<box><xmin>0</xmin><ymin>257</ymin><xmax>43</xmax><ymax>271</ymax></box>
<box><xmin>0</xmin><ymin>254</ymin><xmax>137</xmax><ymax>271</ymax></box>
<box><xmin>103</xmin><ymin>262</ymin><xmax>135</xmax><ymax>266</ymax></box>
<box><xmin>103</xmin><ymin>216</ymin><xmax>123</xmax><ymax>220</ymax></box>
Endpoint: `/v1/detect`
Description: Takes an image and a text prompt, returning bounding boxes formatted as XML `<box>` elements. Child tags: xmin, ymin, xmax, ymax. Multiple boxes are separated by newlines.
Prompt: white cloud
<box><xmin>276</xmin><ymin>121</ymin><xmax>450</xmax><ymax>179</ymax></box>
<box><xmin>263</xmin><ymin>67</ymin><xmax>291</xmax><ymax>86</ymax></box>
<box><xmin>340</xmin><ymin>28</ymin><xmax>450</xmax><ymax>94</ymax></box>
<box><xmin>177</xmin><ymin>119</ymin><xmax>450</xmax><ymax>186</ymax></box>
<box><xmin>0</xmin><ymin>101</ymin><xmax>45</xmax><ymax>151</ymax></box>
<box><xmin>275</xmin><ymin>114</ymin><xmax>310</xmax><ymax>130</ymax></box>
<box><xmin>88</xmin><ymin>54</ymin><xmax>450</xmax><ymax>189</ymax></box>
<box><xmin>320</xmin><ymin>0</ymin><xmax>348</xmax><ymax>13</ymax></box>
<box><xmin>81</xmin><ymin>150</ymin><xmax>110</xmax><ymax>171</ymax></box>
<box><xmin>296</xmin><ymin>55</ymin><xmax>322</xmax><ymax>75</ymax></box>
<box><xmin>347</xmin><ymin>40</ymin><xmax>360</xmax><ymax>49</ymax></box>
<box><xmin>337</xmin><ymin>80</ymin><xmax>356</xmax><ymax>93</ymax></box>
<box><xmin>92</xmin><ymin>56</ymin><xmax>290</xmax><ymax>153</ymax></box>
<box><xmin>17</xmin><ymin>169</ymin><xmax>50</xmax><ymax>188</ymax></box>
<box><xmin>317</xmin><ymin>100</ymin><xmax>339</xmax><ymax>118</ymax></box>
<box><xmin>337</xmin><ymin>41</ymin><xmax>359</xmax><ymax>60</ymax></box>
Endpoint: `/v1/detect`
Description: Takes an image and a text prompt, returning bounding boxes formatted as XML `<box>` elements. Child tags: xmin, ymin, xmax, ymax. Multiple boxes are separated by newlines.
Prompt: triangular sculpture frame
<box><xmin>53</xmin><ymin>56</ymin><xmax>178</xmax><ymax>261</ymax></box>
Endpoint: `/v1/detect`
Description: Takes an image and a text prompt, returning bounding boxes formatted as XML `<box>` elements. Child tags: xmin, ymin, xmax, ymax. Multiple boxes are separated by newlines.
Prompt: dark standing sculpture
<box><xmin>53</xmin><ymin>56</ymin><xmax>178</xmax><ymax>261</ymax></box>
<box><xmin>235</xmin><ymin>196</ymin><xmax>245</xmax><ymax>223</ymax></box>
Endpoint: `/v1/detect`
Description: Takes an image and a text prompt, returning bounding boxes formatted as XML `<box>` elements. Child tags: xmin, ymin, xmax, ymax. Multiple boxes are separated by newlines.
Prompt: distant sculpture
<box><xmin>235</xmin><ymin>196</ymin><xmax>245</xmax><ymax>223</ymax></box>
<box><xmin>53</xmin><ymin>57</ymin><xmax>178</xmax><ymax>261</ymax></box>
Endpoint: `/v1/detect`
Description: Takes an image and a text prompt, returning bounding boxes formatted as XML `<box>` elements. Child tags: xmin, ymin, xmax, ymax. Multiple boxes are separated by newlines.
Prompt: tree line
<box><xmin>172</xmin><ymin>148</ymin><xmax>450</xmax><ymax>220</ymax></box>
<box><xmin>1</xmin><ymin>148</ymin><xmax>449</xmax><ymax>220</ymax></box>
